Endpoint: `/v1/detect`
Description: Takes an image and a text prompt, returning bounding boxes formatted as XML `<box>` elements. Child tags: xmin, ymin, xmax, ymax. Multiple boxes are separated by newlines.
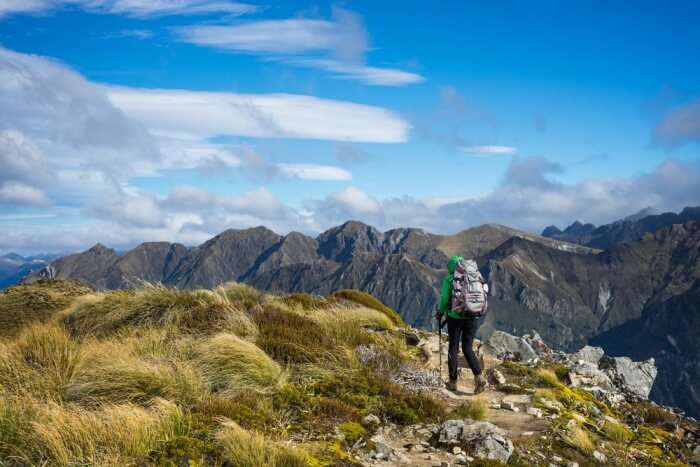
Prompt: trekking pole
<box><xmin>436</xmin><ymin>305</ymin><xmax>442</xmax><ymax>382</ymax></box>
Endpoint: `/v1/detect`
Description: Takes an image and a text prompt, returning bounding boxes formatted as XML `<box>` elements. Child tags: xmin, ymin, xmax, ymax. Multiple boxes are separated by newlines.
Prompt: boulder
<box><xmin>434</xmin><ymin>419</ymin><xmax>513</xmax><ymax>463</ymax></box>
<box><xmin>483</xmin><ymin>331</ymin><xmax>538</xmax><ymax>362</ymax></box>
<box><xmin>600</xmin><ymin>356</ymin><xmax>657</xmax><ymax>399</ymax></box>
<box><xmin>568</xmin><ymin>361</ymin><xmax>613</xmax><ymax>390</ymax></box>
<box><xmin>571</xmin><ymin>345</ymin><xmax>605</xmax><ymax>366</ymax></box>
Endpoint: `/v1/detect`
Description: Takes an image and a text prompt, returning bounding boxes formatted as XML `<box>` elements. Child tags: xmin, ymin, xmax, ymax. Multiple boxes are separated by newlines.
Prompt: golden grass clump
<box><xmin>62</xmin><ymin>285</ymin><xmax>258</xmax><ymax>339</ymax></box>
<box><xmin>64</xmin><ymin>341</ymin><xmax>206</xmax><ymax>406</ymax></box>
<box><xmin>198</xmin><ymin>333</ymin><xmax>285</xmax><ymax>396</ymax></box>
<box><xmin>602</xmin><ymin>420</ymin><xmax>633</xmax><ymax>444</ymax></box>
<box><xmin>562</xmin><ymin>421</ymin><xmax>594</xmax><ymax>454</ymax></box>
<box><xmin>330</xmin><ymin>289</ymin><xmax>406</xmax><ymax>328</ymax></box>
<box><xmin>0</xmin><ymin>280</ymin><xmax>92</xmax><ymax>337</ymax></box>
<box><xmin>32</xmin><ymin>398</ymin><xmax>186</xmax><ymax>467</ymax></box>
<box><xmin>216</xmin><ymin>420</ymin><xmax>308</xmax><ymax>467</ymax></box>
<box><xmin>451</xmin><ymin>399</ymin><xmax>487</xmax><ymax>420</ymax></box>
<box><xmin>14</xmin><ymin>322</ymin><xmax>82</xmax><ymax>389</ymax></box>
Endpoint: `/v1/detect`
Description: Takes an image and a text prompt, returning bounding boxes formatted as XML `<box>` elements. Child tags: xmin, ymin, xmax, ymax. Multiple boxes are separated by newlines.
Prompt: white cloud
<box><xmin>458</xmin><ymin>145</ymin><xmax>517</xmax><ymax>156</ymax></box>
<box><xmin>176</xmin><ymin>19</ymin><xmax>338</xmax><ymax>54</ymax></box>
<box><xmin>0</xmin><ymin>0</ymin><xmax>258</xmax><ymax>18</ymax></box>
<box><xmin>175</xmin><ymin>6</ymin><xmax>423</xmax><ymax>87</ymax></box>
<box><xmin>107</xmin><ymin>86</ymin><xmax>410</xmax><ymax>143</ymax></box>
<box><xmin>277</xmin><ymin>164</ymin><xmax>351</xmax><ymax>181</ymax></box>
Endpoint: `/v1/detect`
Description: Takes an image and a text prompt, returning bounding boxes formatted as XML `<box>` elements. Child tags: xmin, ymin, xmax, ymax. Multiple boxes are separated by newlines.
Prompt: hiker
<box><xmin>435</xmin><ymin>255</ymin><xmax>488</xmax><ymax>393</ymax></box>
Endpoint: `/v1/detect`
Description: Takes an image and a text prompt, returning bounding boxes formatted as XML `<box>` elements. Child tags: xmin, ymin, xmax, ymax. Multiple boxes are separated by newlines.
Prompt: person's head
<box><xmin>447</xmin><ymin>255</ymin><xmax>463</xmax><ymax>274</ymax></box>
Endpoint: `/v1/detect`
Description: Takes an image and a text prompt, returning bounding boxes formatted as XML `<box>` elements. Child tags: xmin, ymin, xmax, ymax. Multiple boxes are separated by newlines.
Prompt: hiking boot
<box><xmin>474</xmin><ymin>374</ymin><xmax>487</xmax><ymax>394</ymax></box>
<box><xmin>445</xmin><ymin>379</ymin><xmax>458</xmax><ymax>391</ymax></box>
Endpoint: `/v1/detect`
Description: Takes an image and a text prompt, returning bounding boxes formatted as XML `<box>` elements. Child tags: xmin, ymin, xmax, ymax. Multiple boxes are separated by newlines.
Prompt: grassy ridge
<box><xmin>0</xmin><ymin>281</ymin><xmax>440</xmax><ymax>466</ymax></box>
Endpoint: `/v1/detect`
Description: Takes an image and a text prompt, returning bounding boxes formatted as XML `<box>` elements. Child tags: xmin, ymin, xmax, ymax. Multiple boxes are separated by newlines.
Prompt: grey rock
<box><xmin>526</xmin><ymin>407</ymin><xmax>544</xmax><ymax>418</ymax></box>
<box><xmin>592</xmin><ymin>450</ymin><xmax>607</xmax><ymax>463</ymax></box>
<box><xmin>436</xmin><ymin>420</ymin><xmax>465</xmax><ymax>445</ymax></box>
<box><xmin>370</xmin><ymin>434</ymin><xmax>393</xmax><ymax>458</ymax></box>
<box><xmin>600</xmin><ymin>356</ymin><xmax>657</xmax><ymax>399</ymax></box>
<box><xmin>488</xmin><ymin>368</ymin><xmax>507</xmax><ymax>385</ymax></box>
<box><xmin>483</xmin><ymin>331</ymin><xmax>538</xmax><ymax>362</ymax></box>
<box><xmin>571</xmin><ymin>345</ymin><xmax>605</xmax><ymax>366</ymax></box>
<box><xmin>500</xmin><ymin>400</ymin><xmax>520</xmax><ymax>412</ymax></box>
<box><xmin>461</xmin><ymin>420</ymin><xmax>514</xmax><ymax>463</ymax></box>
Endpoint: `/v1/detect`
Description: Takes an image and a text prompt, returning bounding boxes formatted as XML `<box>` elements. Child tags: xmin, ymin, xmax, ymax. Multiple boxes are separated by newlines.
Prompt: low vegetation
<box><xmin>0</xmin><ymin>280</ymin><xmax>439</xmax><ymax>466</ymax></box>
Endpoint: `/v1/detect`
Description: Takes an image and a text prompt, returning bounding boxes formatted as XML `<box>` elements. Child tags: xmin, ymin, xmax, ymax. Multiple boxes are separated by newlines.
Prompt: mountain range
<box><xmin>19</xmin><ymin>206</ymin><xmax>700</xmax><ymax>418</ymax></box>
<box><xmin>0</xmin><ymin>253</ymin><xmax>56</xmax><ymax>289</ymax></box>
<box><xmin>542</xmin><ymin>206</ymin><xmax>700</xmax><ymax>248</ymax></box>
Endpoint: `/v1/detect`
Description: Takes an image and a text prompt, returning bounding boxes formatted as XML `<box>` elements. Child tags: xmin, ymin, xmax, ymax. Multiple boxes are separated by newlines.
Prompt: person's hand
<box><xmin>434</xmin><ymin>311</ymin><xmax>442</xmax><ymax>321</ymax></box>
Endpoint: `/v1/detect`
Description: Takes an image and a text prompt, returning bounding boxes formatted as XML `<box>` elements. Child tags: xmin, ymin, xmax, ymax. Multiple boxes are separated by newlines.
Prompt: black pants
<box><xmin>447</xmin><ymin>317</ymin><xmax>482</xmax><ymax>380</ymax></box>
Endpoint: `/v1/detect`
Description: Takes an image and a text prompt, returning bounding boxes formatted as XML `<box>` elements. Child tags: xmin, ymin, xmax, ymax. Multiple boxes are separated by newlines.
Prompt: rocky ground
<box><xmin>355</xmin><ymin>330</ymin><xmax>700</xmax><ymax>466</ymax></box>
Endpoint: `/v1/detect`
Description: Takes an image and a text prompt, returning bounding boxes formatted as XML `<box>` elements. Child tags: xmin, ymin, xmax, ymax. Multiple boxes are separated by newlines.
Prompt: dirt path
<box><xmin>363</xmin><ymin>334</ymin><xmax>548</xmax><ymax>466</ymax></box>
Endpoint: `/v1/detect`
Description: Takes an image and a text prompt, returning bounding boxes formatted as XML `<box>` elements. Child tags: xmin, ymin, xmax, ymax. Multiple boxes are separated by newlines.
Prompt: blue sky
<box><xmin>1</xmin><ymin>0</ymin><xmax>699</xmax><ymax>254</ymax></box>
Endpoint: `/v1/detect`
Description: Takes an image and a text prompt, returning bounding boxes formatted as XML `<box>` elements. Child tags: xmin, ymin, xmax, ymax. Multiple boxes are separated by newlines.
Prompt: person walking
<box><xmin>435</xmin><ymin>255</ymin><xmax>488</xmax><ymax>393</ymax></box>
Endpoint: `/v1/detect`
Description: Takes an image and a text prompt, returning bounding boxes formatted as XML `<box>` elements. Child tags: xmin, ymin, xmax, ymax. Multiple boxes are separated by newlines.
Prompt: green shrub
<box><xmin>194</xmin><ymin>394</ymin><xmax>277</xmax><ymax>433</ymax></box>
<box><xmin>339</xmin><ymin>421</ymin><xmax>366</xmax><ymax>445</ymax></box>
<box><xmin>330</xmin><ymin>290</ymin><xmax>405</xmax><ymax>328</ymax></box>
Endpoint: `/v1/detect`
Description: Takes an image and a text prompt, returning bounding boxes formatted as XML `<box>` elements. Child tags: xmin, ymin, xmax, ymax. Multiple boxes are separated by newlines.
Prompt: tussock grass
<box><xmin>0</xmin><ymin>282</ymin><xmax>444</xmax><ymax>466</ymax></box>
<box><xmin>62</xmin><ymin>285</ymin><xmax>258</xmax><ymax>339</ymax></box>
<box><xmin>602</xmin><ymin>420</ymin><xmax>633</xmax><ymax>443</ymax></box>
<box><xmin>330</xmin><ymin>289</ymin><xmax>405</xmax><ymax>327</ymax></box>
<box><xmin>451</xmin><ymin>399</ymin><xmax>487</xmax><ymax>420</ymax></box>
<box><xmin>0</xmin><ymin>280</ymin><xmax>92</xmax><ymax>337</ymax></box>
<box><xmin>64</xmin><ymin>341</ymin><xmax>206</xmax><ymax>406</ymax></box>
<box><xmin>217</xmin><ymin>282</ymin><xmax>264</xmax><ymax>310</ymax></box>
<box><xmin>253</xmin><ymin>303</ymin><xmax>337</xmax><ymax>364</ymax></box>
<box><xmin>198</xmin><ymin>333</ymin><xmax>284</xmax><ymax>396</ymax></box>
<box><xmin>563</xmin><ymin>423</ymin><xmax>594</xmax><ymax>454</ymax></box>
<box><xmin>0</xmin><ymin>395</ymin><xmax>39</xmax><ymax>464</ymax></box>
<box><xmin>535</xmin><ymin>368</ymin><xmax>563</xmax><ymax>389</ymax></box>
<box><xmin>32</xmin><ymin>398</ymin><xmax>186</xmax><ymax>466</ymax></box>
<box><xmin>216</xmin><ymin>420</ymin><xmax>308</xmax><ymax>467</ymax></box>
<box><xmin>15</xmin><ymin>322</ymin><xmax>82</xmax><ymax>390</ymax></box>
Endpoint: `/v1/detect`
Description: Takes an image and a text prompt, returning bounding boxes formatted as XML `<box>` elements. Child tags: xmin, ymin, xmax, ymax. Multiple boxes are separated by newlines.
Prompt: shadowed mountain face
<box><xmin>23</xmin><ymin>215</ymin><xmax>700</xmax><ymax>417</ymax></box>
<box><xmin>542</xmin><ymin>206</ymin><xmax>700</xmax><ymax>249</ymax></box>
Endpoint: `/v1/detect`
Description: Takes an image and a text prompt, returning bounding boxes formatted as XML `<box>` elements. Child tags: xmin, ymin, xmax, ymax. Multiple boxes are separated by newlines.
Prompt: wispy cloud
<box><xmin>277</xmin><ymin>163</ymin><xmax>351</xmax><ymax>181</ymax></box>
<box><xmin>653</xmin><ymin>98</ymin><xmax>700</xmax><ymax>149</ymax></box>
<box><xmin>0</xmin><ymin>0</ymin><xmax>259</xmax><ymax>18</ymax></box>
<box><xmin>282</xmin><ymin>58</ymin><xmax>424</xmax><ymax>86</ymax></box>
<box><xmin>175</xmin><ymin>7</ymin><xmax>424</xmax><ymax>86</ymax></box>
<box><xmin>102</xmin><ymin>29</ymin><xmax>155</xmax><ymax>39</ymax></box>
<box><xmin>458</xmin><ymin>145</ymin><xmax>517</xmax><ymax>156</ymax></box>
<box><xmin>106</xmin><ymin>86</ymin><xmax>411</xmax><ymax>143</ymax></box>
